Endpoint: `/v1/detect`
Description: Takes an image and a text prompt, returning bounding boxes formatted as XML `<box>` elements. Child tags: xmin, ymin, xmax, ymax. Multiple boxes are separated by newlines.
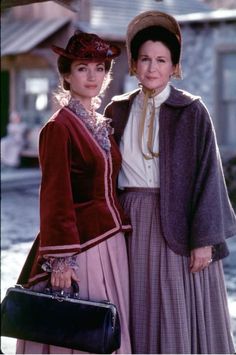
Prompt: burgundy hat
<box><xmin>52</xmin><ymin>31</ymin><xmax>121</xmax><ymax>60</ymax></box>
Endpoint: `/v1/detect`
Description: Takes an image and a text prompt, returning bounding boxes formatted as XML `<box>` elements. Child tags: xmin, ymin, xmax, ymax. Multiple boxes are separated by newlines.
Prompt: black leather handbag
<box><xmin>1</xmin><ymin>284</ymin><xmax>121</xmax><ymax>354</ymax></box>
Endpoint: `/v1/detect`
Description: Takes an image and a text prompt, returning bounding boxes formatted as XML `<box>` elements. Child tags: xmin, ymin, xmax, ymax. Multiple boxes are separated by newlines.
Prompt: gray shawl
<box><xmin>104</xmin><ymin>85</ymin><xmax>236</xmax><ymax>260</ymax></box>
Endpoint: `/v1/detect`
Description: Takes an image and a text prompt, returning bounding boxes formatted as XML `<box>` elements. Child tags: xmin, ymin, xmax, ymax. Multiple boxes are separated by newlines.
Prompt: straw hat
<box><xmin>52</xmin><ymin>31</ymin><xmax>121</xmax><ymax>61</ymax></box>
<box><xmin>126</xmin><ymin>11</ymin><xmax>182</xmax><ymax>78</ymax></box>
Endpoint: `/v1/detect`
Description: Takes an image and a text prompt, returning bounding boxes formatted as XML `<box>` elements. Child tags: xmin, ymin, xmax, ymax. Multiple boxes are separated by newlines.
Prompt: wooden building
<box><xmin>1</xmin><ymin>0</ymin><xmax>236</xmax><ymax>161</ymax></box>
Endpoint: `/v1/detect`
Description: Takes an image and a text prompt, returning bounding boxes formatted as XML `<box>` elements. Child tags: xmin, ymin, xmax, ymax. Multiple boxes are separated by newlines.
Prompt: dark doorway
<box><xmin>1</xmin><ymin>70</ymin><xmax>10</xmax><ymax>138</ymax></box>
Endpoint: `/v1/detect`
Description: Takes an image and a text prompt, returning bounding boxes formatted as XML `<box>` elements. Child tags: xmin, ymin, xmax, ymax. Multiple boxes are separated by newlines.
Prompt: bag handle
<box><xmin>44</xmin><ymin>280</ymin><xmax>80</xmax><ymax>299</ymax></box>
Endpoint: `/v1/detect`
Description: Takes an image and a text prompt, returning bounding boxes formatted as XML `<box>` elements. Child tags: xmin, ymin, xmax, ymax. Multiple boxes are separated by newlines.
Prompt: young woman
<box><xmin>16</xmin><ymin>31</ymin><xmax>131</xmax><ymax>354</ymax></box>
<box><xmin>105</xmin><ymin>11</ymin><xmax>236</xmax><ymax>354</ymax></box>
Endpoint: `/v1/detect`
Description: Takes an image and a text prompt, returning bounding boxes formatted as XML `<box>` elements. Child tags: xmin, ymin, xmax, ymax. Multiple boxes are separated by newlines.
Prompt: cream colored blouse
<box><xmin>118</xmin><ymin>84</ymin><xmax>170</xmax><ymax>188</ymax></box>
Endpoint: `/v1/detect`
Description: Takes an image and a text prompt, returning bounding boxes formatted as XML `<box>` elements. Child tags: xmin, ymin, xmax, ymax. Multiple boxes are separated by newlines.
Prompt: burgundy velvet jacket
<box><xmin>104</xmin><ymin>85</ymin><xmax>236</xmax><ymax>260</ymax></box>
<box><xmin>18</xmin><ymin>107</ymin><xmax>131</xmax><ymax>286</ymax></box>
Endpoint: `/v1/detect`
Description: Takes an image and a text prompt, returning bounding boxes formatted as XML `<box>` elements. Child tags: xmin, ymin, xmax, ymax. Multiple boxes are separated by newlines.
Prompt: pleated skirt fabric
<box><xmin>16</xmin><ymin>232</ymin><xmax>131</xmax><ymax>354</ymax></box>
<box><xmin>119</xmin><ymin>187</ymin><xmax>235</xmax><ymax>354</ymax></box>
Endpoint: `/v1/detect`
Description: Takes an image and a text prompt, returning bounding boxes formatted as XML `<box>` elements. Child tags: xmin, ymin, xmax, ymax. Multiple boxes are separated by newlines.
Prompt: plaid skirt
<box><xmin>119</xmin><ymin>187</ymin><xmax>235</xmax><ymax>354</ymax></box>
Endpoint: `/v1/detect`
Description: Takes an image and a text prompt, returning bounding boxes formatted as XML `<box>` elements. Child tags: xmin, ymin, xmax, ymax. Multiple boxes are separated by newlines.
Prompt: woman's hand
<box><xmin>51</xmin><ymin>267</ymin><xmax>79</xmax><ymax>289</ymax></box>
<box><xmin>190</xmin><ymin>246</ymin><xmax>212</xmax><ymax>273</ymax></box>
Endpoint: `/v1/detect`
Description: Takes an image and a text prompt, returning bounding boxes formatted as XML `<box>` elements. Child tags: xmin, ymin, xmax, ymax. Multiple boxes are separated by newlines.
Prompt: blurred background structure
<box><xmin>1</xmin><ymin>0</ymin><xmax>236</xmax><ymax>205</ymax></box>
<box><xmin>1</xmin><ymin>0</ymin><xmax>236</xmax><ymax>250</ymax></box>
<box><xmin>1</xmin><ymin>1</ymin><xmax>236</xmax><ymax>353</ymax></box>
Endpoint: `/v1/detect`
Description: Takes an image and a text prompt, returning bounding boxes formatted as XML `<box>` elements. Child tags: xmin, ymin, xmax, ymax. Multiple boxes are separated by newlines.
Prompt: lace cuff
<box><xmin>41</xmin><ymin>255</ymin><xmax>79</xmax><ymax>273</ymax></box>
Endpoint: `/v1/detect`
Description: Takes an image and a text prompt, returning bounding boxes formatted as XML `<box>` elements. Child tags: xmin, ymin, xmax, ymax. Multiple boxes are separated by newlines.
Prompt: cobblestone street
<box><xmin>1</xmin><ymin>184</ymin><xmax>236</xmax><ymax>354</ymax></box>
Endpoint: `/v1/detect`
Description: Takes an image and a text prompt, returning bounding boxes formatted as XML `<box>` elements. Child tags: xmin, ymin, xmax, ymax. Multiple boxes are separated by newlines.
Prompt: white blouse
<box><xmin>118</xmin><ymin>84</ymin><xmax>170</xmax><ymax>189</ymax></box>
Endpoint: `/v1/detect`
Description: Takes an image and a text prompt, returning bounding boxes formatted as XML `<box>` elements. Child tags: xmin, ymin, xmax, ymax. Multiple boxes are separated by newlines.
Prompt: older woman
<box><xmin>105</xmin><ymin>11</ymin><xmax>236</xmax><ymax>354</ymax></box>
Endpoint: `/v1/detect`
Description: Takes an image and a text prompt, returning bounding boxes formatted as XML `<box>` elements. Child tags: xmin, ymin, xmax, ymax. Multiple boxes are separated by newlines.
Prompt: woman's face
<box><xmin>64</xmin><ymin>60</ymin><xmax>106</xmax><ymax>105</ymax></box>
<box><xmin>134</xmin><ymin>40</ymin><xmax>176</xmax><ymax>94</ymax></box>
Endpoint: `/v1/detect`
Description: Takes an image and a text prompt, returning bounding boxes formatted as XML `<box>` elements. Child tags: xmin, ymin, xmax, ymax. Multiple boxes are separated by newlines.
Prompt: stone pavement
<box><xmin>1</xmin><ymin>168</ymin><xmax>236</xmax><ymax>354</ymax></box>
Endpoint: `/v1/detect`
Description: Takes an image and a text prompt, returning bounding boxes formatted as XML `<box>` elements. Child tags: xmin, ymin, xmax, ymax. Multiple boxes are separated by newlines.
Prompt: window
<box><xmin>217</xmin><ymin>50</ymin><xmax>236</xmax><ymax>147</ymax></box>
<box><xmin>16</xmin><ymin>69</ymin><xmax>57</xmax><ymax>127</ymax></box>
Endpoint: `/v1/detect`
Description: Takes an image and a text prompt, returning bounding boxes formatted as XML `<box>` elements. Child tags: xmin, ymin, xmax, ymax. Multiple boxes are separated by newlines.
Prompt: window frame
<box><xmin>15</xmin><ymin>68</ymin><xmax>57</xmax><ymax>127</ymax></box>
<box><xmin>215</xmin><ymin>44</ymin><xmax>236</xmax><ymax>151</ymax></box>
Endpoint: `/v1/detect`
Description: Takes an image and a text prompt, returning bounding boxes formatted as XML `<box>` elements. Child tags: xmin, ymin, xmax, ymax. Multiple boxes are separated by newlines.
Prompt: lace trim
<box><xmin>42</xmin><ymin>255</ymin><xmax>79</xmax><ymax>273</ymax></box>
<box><xmin>67</xmin><ymin>98</ymin><xmax>113</xmax><ymax>154</ymax></box>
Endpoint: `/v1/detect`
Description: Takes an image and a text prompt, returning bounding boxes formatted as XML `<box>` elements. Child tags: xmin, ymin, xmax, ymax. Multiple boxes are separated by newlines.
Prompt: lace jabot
<box><xmin>67</xmin><ymin>98</ymin><xmax>113</xmax><ymax>154</ymax></box>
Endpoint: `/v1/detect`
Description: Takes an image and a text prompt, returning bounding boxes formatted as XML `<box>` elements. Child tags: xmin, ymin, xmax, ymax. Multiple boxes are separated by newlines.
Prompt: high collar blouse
<box><xmin>118</xmin><ymin>84</ymin><xmax>170</xmax><ymax>188</ymax></box>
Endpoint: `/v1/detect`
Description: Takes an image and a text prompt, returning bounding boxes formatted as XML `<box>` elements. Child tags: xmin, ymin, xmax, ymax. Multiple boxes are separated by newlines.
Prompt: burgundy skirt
<box><xmin>119</xmin><ymin>187</ymin><xmax>235</xmax><ymax>354</ymax></box>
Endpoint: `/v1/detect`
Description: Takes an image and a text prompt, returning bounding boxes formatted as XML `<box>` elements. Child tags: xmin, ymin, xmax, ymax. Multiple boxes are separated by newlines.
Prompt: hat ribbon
<box><xmin>139</xmin><ymin>88</ymin><xmax>160</xmax><ymax>160</ymax></box>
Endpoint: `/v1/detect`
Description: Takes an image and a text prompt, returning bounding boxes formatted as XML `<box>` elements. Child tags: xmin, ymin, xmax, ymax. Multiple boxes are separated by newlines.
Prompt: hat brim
<box><xmin>126</xmin><ymin>11</ymin><xmax>182</xmax><ymax>78</ymax></box>
<box><xmin>51</xmin><ymin>44</ymin><xmax>120</xmax><ymax>60</ymax></box>
<box><xmin>127</xmin><ymin>11</ymin><xmax>181</xmax><ymax>49</ymax></box>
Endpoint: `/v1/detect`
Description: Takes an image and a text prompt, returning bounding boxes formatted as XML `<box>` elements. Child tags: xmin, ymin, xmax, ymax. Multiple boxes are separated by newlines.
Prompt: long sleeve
<box><xmin>39</xmin><ymin>120</ymin><xmax>80</xmax><ymax>258</ymax></box>
<box><xmin>190</xmin><ymin>102</ymin><xmax>236</xmax><ymax>248</ymax></box>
